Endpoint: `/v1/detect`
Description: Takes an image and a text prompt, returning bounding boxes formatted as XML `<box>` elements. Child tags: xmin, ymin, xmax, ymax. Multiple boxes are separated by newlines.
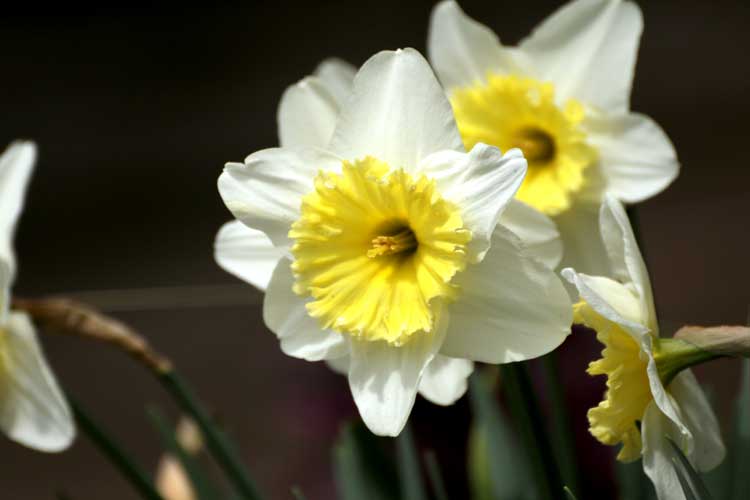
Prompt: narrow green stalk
<box><xmin>71</xmin><ymin>399</ymin><xmax>163</xmax><ymax>500</ymax></box>
<box><xmin>502</xmin><ymin>363</ymin><xmax>564</xmax><ymax>500</ymax></box>
<box><xmin>423</xmin><ymin>450</ymin><xmax>449</xmax><ymax>500</ymax></box>
<box><xmin>542</xmin><ymin>352</ymin><xmax>579</xmax><ymax>494</ymax></box>
<box><xmin>396</xmin><ymin>424</ymin><xmax>427</xmax><ymax>500</ymax></box>
<box><xmin>157</xmin><ymin>370</ymin><xmax>262</xmax><ymax>500</ymax></box>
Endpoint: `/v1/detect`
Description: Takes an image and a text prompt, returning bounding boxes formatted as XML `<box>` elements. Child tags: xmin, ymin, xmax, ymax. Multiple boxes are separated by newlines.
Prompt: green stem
<box><xmin>157</xmin><ymin>370</ymin><xmax>262</xmax><ymax>500</ymax></box>
<box><xmin>71</xmin><ymin>399</ymin><xmax>163</xmax><ymax>500</ymax></box>
<box><xmin>502</xmin><ymin>363</ymin><xmax>564</xmax><ymax>500</ymax></box>
<box><xmin>423</xmin><ymin>450</ymin><xmax>449</xmax><ymax>500</ymax></box>
<box><xmin>542</xmin><ymin>352</ymin><xmax>579</xmax><ymax>493</ymax></box>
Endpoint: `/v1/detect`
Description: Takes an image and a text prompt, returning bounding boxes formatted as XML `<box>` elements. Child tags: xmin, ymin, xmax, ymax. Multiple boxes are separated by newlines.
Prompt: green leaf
<box><xmin>423</xmin><ymin>450</ymin><xmax>449</xmax><ymax>500</ymax></box>
<box><xmin>668</xmin><ymin>437</ymin><xmax>713</xmax><ymax>500</ymax></box>
<box><xmin>563</xmin><ymin>486</ymin><xmax>578</xmax><ymax>500</ymax></box>
<box><xmin>333</xmin><ymin>421</ymin><xmax>400</xmax><ymax>500</ymax></box>
<box><xmin>730</xmin><ymin>359</ymin><xmax>750</xmax><ymax>500</ymax></box>
<box><xmin>147</xmin><ymin>407</ymin><xmax>223</xmax><ymax>500</ymax></box>
<box><xmin>615</xmin><ymin>460</ymin><xmax>656</xmax><ymax>500</ymax></box>
<box><xmin>396</xmin><ymin>424</ymin><xmax>427</xmax><ymax>500</ymax></box>
<box><xmin>501</xmin><ymin>363</ymin><xmax>564</xmax><ymax>500</ymax></box>
<box><xmin>468</xmin><ymin>370</ymin><xmax>531</xmax><ymax>500</ymax></box>
<box><xmin>542</xmin><ymin>352</ymin><xmax>579</xmax><ymax>493</ymax></box>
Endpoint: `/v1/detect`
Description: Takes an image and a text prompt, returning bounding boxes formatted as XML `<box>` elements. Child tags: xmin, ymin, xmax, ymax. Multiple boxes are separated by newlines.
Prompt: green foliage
<box><xmin>396</xmin><ymin>424</ymin><xmax>428</xmax><ymax>500</ymax></box>
<box><xmin>332</xmin><ymin>421</ymin><xmax>400</xmax><ymax>500</ymax></box>
<box><xmin>615</xmin><ymin>460</ymin><xmax>656</xmax><ymax>500</ymax></box>
<box><xmin>468</xmin><ymin>370</ymin><xmax>533</xmax><ymax>500</ymax></box>
<box><xmin>729</xmin><ymin>359</ymin><xmax>750</xmax><ymax>500</ymax></box>
<box><xmin>148</xmin><ymin>407</ymin><xmax>223</xmax><ymax>500</ymax></box>
<box><xmin>668</xmin><ymin>437</ymin><xmax>713</xmax><ymax>500</ymax></box>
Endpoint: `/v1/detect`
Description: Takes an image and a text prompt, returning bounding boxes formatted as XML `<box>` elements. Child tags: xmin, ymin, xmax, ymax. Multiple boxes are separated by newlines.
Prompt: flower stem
<box><xmin>542</xmin><ymin>352</ymin><xmax>579</xmax><ymax>493</ymax></box>
<box><xmin>501</xmin><ymin>362</ymin><xmax>564</xmax><ymax>500</ymax></box>
<box><xmin>71</xmin><ymin>398</ymin><xmax>164</xmax><ymax>500</ymax></box>
<box><xmin>157</xmin><ymin>370</ymin><xmax>263</xmax><ymax>500</ymax></box>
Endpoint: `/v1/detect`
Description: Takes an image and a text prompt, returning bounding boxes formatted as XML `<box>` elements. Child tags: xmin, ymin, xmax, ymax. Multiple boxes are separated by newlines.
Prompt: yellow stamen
<box><xmin>367</xmin><ymin>228</ymin><xmax>418</xmax><ymax>258</ymax></box>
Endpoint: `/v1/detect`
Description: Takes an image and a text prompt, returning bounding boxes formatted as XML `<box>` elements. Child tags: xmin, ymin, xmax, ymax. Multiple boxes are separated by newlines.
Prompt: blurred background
<box><xmin>1</xmin><ymin>1</ymin><xmax>748</xmax><ymax>498</ymax></box>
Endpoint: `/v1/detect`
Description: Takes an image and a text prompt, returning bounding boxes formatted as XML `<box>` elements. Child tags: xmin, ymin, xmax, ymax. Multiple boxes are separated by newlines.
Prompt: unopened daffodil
<box><xmin>562</xmin><ymin>196</ymin><xmax>724</xmax><ymax>500</ymax></box>
<box><xmin>215</xmin><ymin>49</ymin><xmax>572</xmax><ymax>436</ymax></box>
<box><xmin>429</xmin><ymin>0</ymin><xmax>679</xmax><ymax>275</ymax></box>
<box><xmin>0</xmin><ymin>141</ymin><xmax>74</xmax><ymax>451</ymax></box>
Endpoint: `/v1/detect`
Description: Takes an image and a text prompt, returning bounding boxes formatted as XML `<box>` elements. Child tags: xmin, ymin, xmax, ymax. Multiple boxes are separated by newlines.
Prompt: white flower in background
<box><xmin>0</xmin><ymin>141</ymin><xmax>74</xmax><ymax>451</ymax></box>
<box><xmin>562</xmin><ymin>196</ymin><xmax>724</xmax><ymax>500</ymax></box>
<box><xmin>428</xmin><ymin>0</ymin><xmax>679</xmax><ymax>276</ymax></box>
<box><xmin>215</xmin><ymin>49</ymin><xmax>572</xmax><ymax>436</ymax></box>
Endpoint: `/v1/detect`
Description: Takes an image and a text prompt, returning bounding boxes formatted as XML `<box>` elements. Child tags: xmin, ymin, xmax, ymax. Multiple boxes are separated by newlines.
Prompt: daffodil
<box><xmin>0</xmin><ymin>141</ymin><xmax>74</xmax><ymax>451</ymax></box>
<box><xmin>215</xmin><ymin>49</ymin><xmax>572</xmax><ymax>436</ymax></box>
<box><xmin>562</xmin><ymin>196</ymin><xmax>724</xmax><ymax>500</ymax></box>
<box><xmin>428</xmin><ymin>0</ymin><xmax>679</xmax><ymax>275</ymax></box>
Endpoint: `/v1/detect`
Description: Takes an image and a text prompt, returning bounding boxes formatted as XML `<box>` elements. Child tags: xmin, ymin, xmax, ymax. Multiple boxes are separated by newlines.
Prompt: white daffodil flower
<box><xmin>562</xmin><ymin>196</ymin><xmax>724</xmax><ymax>500</ymax></box>
<box><xmin>428</xmin><ymin>0</ymin><xmax>679</xmax><ymax>276</ymax></box>
<box><xmin>215</xmin><ymin>49</ymin><xmax>572</xmax><ymax>436</ymax></box>
<box><xmin>0</xmin><ymin>141</ymin><xmax>74</xmax><ymax>452</ymax></box>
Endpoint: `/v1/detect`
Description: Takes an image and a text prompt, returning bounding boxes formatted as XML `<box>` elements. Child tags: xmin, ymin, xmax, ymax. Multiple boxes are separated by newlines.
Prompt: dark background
<box><xmin>1</xmin><ymin>1</ymin><xmax>749</xmax><ymax>498</ymax></box>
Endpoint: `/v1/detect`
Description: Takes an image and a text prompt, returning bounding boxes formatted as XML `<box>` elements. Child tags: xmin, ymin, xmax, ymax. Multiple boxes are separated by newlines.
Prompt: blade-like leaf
<box><xmin>563</xmin><ymin>486</ymin><xmax>578</xmax><ymax>500</ymax></box>
<box><xmin>468</xmin><ymin>370</ymin><xmax>531</xmax><ymax>500</ymax></box>
<box><xmin>396</xmin><ymin>424</ymin><xmax>427</xmax><ymax>500</ymax></box>
<box><xmin>333</xmin><ymin>421</ymin><xmax>400</xmax><ymax>500</ymax></box>
<box><xmin>668</xmin><ymin>437</ymin><xmax>713</xmax><ymax>500</ymax></box>
<box><xmin>543</xmin><ymin>352</ymin><xmax>579</xmax><ymax>493</ymax></box>
<box><xmin>148</xmin><ymin>407</ymin><xmax>222</xmax><ymax>500</ymax></box>
<box><xmin>730</xmin><ymin>359</ymin><xmax>750</xmax><ymax>500</ymax></box>
<box><xmin>615</xmin><ymin>460</ymin><xmax>656</xmax><ymax>500</ymax></box>
<box><xmin>423</xmin><ymin>450</ymin><xmax>449</xmax><ymax>500</ymax></box>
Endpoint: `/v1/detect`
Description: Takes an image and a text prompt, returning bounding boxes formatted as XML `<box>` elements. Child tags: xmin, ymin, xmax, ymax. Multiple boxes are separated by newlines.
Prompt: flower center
<box><xmin>289</xmin><ymin>157</ymin><xmax>471</xmax><ymax>345</ymax></box>
<box><xmin>450</xmin><ymin>75</ymin><xmax>597</xmax><ymax>215</ymax></box>
<box><xmin>367</xmin><ymin>226</ymin><xmax>418</xmax><ymax>258</ymax></box>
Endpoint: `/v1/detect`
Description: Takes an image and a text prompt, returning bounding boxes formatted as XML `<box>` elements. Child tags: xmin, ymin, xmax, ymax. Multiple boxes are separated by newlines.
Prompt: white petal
<box><xmin>277</xmin><ymin>76</ymin><xmax>341</xmax><ymax>149</ymax></box>
<box><xmin>669</xmin><ymin>370</ymin><xmax>726</xmax><ymax>472</ymax></box>
<box><xmin>587</xmin><ymin>113</ymin><xmax>679</xmax><ymax>203</ymax></box>
<box><xmin>313</xmin><ymin>58</ymin><xmax>357</xmax><ymax>106</ymax></box>
<box><xmin>553</xmin><ymin>202</ymin><xmax>611</xmax><ymax>279</ymax></box>
<box><xmin>418</xmin><ymin>354</ymin><xmax>473</xmax><ymax>406</ymax></box>
<box><xmin>347</xmin><ymin>315</ymin><xmax>447</xmax><ymax>437</ymax></box>
<box><xmin>329</xmin><ymin>48</ymin><xmax>463</xmax><ymax>172</ymax></box>
<box><xmin>640</xmin><ymin>335</ymin><xmax>691</xmax><ymax>445</ymax></box>
<box><xmin>263</xmin><ymin>259</ymin><xmax>348</xmax><ymax>361</ymax></box>
<box><xmin>499</xmin><ymin>199</ymin><xmax>562</xmax><ymax>269</ymax></box>
<box><xmin>599</xmin><ymin>196</ymin><xmax>657</xmax><ymax>332</ymax></box>
<box><xmin>218</xmin><ymin>148</ymin><xmax>340</xmax><ymax>250</ymax></box>
<box><xmin>441</xmin><ymin>226</ymin><xmax>571</xmax><ymax>363</ymax></box>
<box><xmin>0</xmin><ymin>141</ymin><xmax>36</xmax><ymax>314</ymax></box>
<box><xmin>519</xmin><ymin>0</ymin><xmax>643</xmax><ymax>113</ymax></box>
<box><xmin>325</xmin><ymin>356</ymin><xmax>349</xmax><ymax>376</ymax></box>
<box><xmin>641</xmin><ymin>401</ymin><xmax>687</xmax><ymax>500</ymax></box>
<box><xmin>561</xmin><ymin>269</ymin><xmax>647</xmax><ymax>335</ymax></box>
<box><xmin>427</xmin><ymin>1</ymin><xmax>524</xmax><ymax>90</ymax></box>
<box><xmin>0</xmin><ymin>312</ymin><xmax>74</xmax><ymax>452</ymax></box>
<box><xmin>419</xmin><ymin>145</ymin><xmax>526</xmax><ymax>261</ymax></box>
<box><xmin>214</xmin><ymin>221</ymin><xmax>283</xmax><ymax>291</ymax></box>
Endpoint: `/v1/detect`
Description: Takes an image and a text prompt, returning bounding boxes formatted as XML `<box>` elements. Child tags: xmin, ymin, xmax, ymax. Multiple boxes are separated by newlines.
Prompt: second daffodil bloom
<box><xmin>562</xmin><ymin>196</ymin><xmax>724</xmax><ymax>500</ymax></box>
<box><xmin>428</xmin><ymin>0</ymin><xmax>679</xmax><ymax>275</ymax></box>
<box><xmin>0</xmin><ymin>141</ymin><xmax>75</xmax><ymax>451</ymax></box>
<box><xmin>216</xmin><ymin>49</ymin><xmax>572</xmax><ymax>436</ymax></box>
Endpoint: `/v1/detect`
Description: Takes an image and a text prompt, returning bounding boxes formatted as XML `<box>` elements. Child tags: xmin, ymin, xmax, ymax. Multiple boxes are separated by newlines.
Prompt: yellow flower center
<box><xmin>289</xmin><ymin>157</ymin><xmax>471</xmax><ymax>345</ymax></box>
<box><xmin>574</xmin><ymin>300</ymin><xmax>651</xmax><ymax>462</ymax></box>
<box><xmin>450</xmin><ymin>75</ymin><xmax>598</xmax><ymax>215</ymax></box>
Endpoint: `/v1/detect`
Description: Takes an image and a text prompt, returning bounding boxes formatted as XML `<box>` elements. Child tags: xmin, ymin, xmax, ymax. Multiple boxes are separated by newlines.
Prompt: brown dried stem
<box><xmin>12</xmin><ymin>297</ymin><xmax>172</xmax><ymax>373</ymax></box>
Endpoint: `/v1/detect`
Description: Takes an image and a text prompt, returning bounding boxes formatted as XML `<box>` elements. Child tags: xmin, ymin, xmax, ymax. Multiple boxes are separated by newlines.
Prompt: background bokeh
<box><xmin>1</xmin><ymin>1</ymin><xmax>748</xmax><ymax>498</ymax></box>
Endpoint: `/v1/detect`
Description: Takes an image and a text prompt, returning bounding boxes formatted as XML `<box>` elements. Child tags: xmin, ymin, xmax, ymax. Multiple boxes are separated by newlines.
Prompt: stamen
<box><xmin>367</xmin><ymin>228</ymin><xmax>418</xmax><ymax>258</ymax></box>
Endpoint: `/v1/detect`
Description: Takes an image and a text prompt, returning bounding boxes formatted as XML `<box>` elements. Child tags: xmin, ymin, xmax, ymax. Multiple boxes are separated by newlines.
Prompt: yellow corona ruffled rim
<box><xmin>574</xmin><ymin>300</ymin><xmax>651</xmax><ymax>462</ymax></box>
<box><xmin>290</xmin><ymin>157</ymin><xmax>471</xmax><ymax>345</ymax></box>
<box><xmin>451</xmin><ymin>75</ymin><xmax>597</xmax><ymax>215</ymax></box>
